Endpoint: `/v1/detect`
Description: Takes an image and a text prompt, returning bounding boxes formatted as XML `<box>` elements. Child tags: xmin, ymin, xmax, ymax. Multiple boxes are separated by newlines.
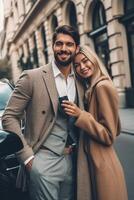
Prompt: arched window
<box><xmin>41</xmin><ymin>26</ymin><xmax>48</xmax><ymax>64</ymax></box>
<box><xmin>88</xmin><ymin>1</ymin><xmax>111</xmax><ymax>76</ymax></box>
<box><xmin>67</xmin><ymin>1</ymin><xmax>78</xmax><ymax>30</ymax></box>
<box><xmin>51</xmin><ymin>15</ymin><xmax>58</xmax><ymax>33</ymax></box>
<box><xmin>92</xmin><ymin>1</ymin><xmax>106</xmax><ymax>29</ymax></box>
<box><xmin>32</xmin><ymin>33</ymin><xmax>39</xmax><ymax>67</ymax></box>
<box><xmin>26</xmin><ymin>41</ymin><xmax>33</xmax><ymax>69</ymax></box>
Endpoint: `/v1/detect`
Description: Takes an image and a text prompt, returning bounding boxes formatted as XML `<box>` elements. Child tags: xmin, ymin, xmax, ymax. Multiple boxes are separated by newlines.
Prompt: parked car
<box><xmin>0</xmin><ymin>130</ymin><xmax>24</xmax><ymax>199</ymax></box>
<box><xmin>0</xmin><ymin>79</ymin><xmax>13</xmax><ymax>129</ymax></box>
<box><xmin>0</xmin><ymin>79</ymin><xmax>28</xmax><ymax>200</ymax></box>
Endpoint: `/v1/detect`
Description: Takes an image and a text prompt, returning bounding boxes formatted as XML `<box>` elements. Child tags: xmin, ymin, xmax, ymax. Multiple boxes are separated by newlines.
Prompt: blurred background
<box><xmin>0</xmin><ymin>1</ymin><xmax>134</xmax><ymax>199</ymax></box>
<box><xmin>0</xmin><ymin>0</ymin><xmax>134</xmax><ymax>109</ymax></box>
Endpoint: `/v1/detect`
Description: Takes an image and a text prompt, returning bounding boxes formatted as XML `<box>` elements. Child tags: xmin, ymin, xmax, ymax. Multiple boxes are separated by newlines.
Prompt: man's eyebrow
<box><xmin>55</xmin><ymin>40</ymin><xmax>75</xmax><ymax>44</ymax></box>
<box><xmin>55</xmin><ymin>40</ymin><xmax>63</xmax><ymax>43</ymax></box>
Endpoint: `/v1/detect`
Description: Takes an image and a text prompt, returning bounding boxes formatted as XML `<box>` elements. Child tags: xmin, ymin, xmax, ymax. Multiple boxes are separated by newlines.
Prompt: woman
<box><xmin>61</xmin><ymin>45</ymin><xmax>128</xmax><ymax>200</ymax></box>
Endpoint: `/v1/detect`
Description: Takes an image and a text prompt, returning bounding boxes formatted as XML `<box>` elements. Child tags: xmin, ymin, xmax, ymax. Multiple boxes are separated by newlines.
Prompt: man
<box><xmin>2</xmin><ymin>25</ymin><xmax>84</xmax><ymax>200</ymax></box>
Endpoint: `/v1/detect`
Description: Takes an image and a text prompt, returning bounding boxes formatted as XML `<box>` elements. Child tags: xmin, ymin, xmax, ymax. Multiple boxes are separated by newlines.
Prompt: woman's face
<box><xmin>74</xmin><ymin>53</ymin><xmax>95</xmax><ymax>78</ymax></box>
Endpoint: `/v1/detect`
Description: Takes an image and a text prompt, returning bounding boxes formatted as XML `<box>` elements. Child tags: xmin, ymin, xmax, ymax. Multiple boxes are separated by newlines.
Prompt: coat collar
<box><xmin>85</xmin><ymin>75</ymin><xmax>109</xmax><ymax>104</ymax></box>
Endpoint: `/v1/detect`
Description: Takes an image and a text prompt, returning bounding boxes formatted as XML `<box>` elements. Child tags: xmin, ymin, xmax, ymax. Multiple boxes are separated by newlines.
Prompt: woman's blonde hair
<box><xmin>77</xmin><ymin>45</ymin><xmax>112</xmax><ymax>87</ymax></box>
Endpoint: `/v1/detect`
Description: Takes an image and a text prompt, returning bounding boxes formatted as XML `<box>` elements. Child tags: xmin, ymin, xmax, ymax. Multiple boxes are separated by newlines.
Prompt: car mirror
<box><xmin>0</xmin><ymin>130</ymin><xmax>23</xmax><ymax>158</ymax></box>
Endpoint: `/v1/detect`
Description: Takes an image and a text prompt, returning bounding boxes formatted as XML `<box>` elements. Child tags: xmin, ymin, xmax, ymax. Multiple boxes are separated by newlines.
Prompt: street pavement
<box><xmin>114</xmin><ymin>108</ymin><xmax>134</xmax><ymax>200</ymax></box>
<box><xmin>119</xmin><ymin>108</ymin><xmax>134</xmax><ymax>134</ymax></box>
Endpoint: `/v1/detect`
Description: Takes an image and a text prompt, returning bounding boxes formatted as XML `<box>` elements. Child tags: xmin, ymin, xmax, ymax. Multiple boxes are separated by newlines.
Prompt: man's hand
<box><xmin>25</xmin><ymin>157</ymin><xmax>34</xmax><ymax>171</ymax></box>
<box><xmin>61</xmin><ymin>100</ymin><xmax>82</xmax><ymax>117</ymax></box>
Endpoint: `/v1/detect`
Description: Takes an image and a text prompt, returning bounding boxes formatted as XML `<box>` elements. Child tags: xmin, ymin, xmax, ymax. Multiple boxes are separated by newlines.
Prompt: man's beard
<box><xmin>54</xmin><ymin>51</ymin><xmax>75</xmax><ymax>67</ymax></box>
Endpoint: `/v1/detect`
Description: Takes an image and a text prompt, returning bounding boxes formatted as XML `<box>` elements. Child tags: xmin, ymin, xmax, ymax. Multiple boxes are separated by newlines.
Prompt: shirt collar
<box><xmin>52</xmin><ymin>59</ymin><xmax>75</xmax><ymax>78</ymax></box>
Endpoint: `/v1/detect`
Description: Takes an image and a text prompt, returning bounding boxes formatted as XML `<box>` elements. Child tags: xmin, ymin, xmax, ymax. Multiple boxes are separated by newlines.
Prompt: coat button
<box><xmin>42</xmin><ymin>110</ymin><xmax>46</xmax><ymax>114</ymax></box>
<box><xmin>62</xmin><ymin>139</ymin><xmax>65</xmax><ymax>143</ymax></box>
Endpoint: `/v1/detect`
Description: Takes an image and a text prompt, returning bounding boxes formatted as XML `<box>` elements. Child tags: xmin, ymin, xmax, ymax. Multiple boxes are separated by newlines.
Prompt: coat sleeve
<box><xmin>75</xmin><ymin>83</ymin><xmax>121</xmax><ymax>146</ymax></box>
<box><xmin>2</xmin><ymin>71</ymin><xmax>34</xmax><ymax>163</ymax></box>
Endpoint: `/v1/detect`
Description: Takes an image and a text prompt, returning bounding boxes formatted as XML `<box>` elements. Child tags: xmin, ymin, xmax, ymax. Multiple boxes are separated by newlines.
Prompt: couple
<box><xmin>2</xmin><ymin>25</ymin><xmax>128</xmax><ymax>200</ymax></box>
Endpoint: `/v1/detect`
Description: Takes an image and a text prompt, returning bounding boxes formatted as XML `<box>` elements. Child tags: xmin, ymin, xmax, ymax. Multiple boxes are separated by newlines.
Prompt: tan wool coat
<box><xmin>75</xmin><ymin>76</ymin><xmax>128</xmax><ymax>200</ymax></box>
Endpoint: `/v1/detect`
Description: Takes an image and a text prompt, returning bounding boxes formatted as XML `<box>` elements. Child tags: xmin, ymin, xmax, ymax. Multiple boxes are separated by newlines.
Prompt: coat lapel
<box><xmin>75</xmin><ymin>77</ymin><xmax>84</xmax><ymax>110</ymax></box>
<box><xmin>41</xmin><ymin>64</ymin><xmax>59</xmax><ymax>115</ymax></box>
<box><xmin>41</xmin><ymin>64</ymin><xmax>84</xmax><ymax>114</ymax></box>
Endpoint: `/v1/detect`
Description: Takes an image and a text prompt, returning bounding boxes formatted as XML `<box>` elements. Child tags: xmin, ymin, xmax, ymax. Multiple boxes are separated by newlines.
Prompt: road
<box><xmin>114</xmin><ymin>132</ymin><xmax>134</xmax><ymax>200</ymax></box>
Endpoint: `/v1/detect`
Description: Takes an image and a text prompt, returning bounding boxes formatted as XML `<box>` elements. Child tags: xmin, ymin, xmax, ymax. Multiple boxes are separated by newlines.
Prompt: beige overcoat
<box><xmin>75</xmin><ymin>76</ymin><xmax>128</xmax><ymax>200</ymax></box>
<box><xmin>2</xmin><ymin>63</ymin><xmax>84</xmax><ymax>190</ymax></box>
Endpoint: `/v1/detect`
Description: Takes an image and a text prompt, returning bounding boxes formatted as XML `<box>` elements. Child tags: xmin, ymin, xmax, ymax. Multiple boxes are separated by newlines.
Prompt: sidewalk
<box><xmin>119</xmin><ymin>109</ymin><xmax>134</xmax><ymax>134</ymax></box>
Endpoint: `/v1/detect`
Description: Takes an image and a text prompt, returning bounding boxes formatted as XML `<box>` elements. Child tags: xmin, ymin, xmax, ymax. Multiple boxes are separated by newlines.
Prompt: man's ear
<box><xmin>76</xmin><ymin>46</ymin><xmax>80</xmax><ymax>54</ymax></box>
<box><xmin>52</xmin><ymin>44</ymin><xmax>54</xmax><ymax>51</ymax></box>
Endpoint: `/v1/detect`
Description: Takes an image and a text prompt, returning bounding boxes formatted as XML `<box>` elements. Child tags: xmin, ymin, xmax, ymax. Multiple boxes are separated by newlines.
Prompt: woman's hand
<box><xmin>61</xmin><ymin>100</ymin><xmax>82</xmax><ymax>117</ymax></box>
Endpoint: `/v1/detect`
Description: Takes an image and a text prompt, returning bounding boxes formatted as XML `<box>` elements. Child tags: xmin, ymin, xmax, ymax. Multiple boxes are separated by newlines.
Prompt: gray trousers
<box><xmin>29</xmin><ymin>149</ymin><xmax>75</xmax><ymax>200</ymax></box>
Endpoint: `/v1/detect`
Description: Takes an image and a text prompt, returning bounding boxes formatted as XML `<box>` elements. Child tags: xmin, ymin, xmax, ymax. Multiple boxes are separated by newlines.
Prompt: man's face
<box><xmin>53</xmin><ymin>33</ymin><xmax>78</xmax><ymax>67</ymax></box>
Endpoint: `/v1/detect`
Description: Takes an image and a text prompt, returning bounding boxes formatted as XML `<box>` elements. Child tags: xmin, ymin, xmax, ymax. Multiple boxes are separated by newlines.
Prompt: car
<box><xmin>0</xmin><ymin>79</ymin><xmax>28</xmax><ymax>200</ymax></box>
<box><xmin>0</xmin><ymin>79</ymin><xmax>13</xmax><ymax>129</ymax></box>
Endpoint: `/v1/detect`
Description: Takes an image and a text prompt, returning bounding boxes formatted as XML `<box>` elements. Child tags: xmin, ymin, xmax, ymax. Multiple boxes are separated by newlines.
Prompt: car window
<box><xmin>0</xmin><ymin>82</ymin><xmax>13</xmax><ymax>110</ymax></box>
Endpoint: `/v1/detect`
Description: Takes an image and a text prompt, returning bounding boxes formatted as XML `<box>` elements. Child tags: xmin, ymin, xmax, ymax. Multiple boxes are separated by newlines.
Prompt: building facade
<box><xmin>1</xmin><ymin>0</ymin><xmax>134</xmax><ymax>108</ymax></box>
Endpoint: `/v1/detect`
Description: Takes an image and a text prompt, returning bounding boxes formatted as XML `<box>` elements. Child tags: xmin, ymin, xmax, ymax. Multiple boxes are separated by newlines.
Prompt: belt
<box><xmin>40</xmin><ymin>145</ymin><xmax>76</xmax><ymax>155</ymax></box>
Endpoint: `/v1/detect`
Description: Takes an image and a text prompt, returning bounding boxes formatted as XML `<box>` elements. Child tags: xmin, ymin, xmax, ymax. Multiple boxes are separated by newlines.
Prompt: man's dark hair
<box><xmin>52</xmin><ymin>25</ymin><xmax>80</xmax><ymax>46</ymax></box>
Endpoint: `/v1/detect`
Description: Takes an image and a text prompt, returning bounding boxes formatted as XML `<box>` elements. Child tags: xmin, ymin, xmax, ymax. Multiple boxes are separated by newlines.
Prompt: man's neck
<box><xmin>56</xmin><ymin>63</ymin><xmax>72</xmax><ymax>79</ymax></box>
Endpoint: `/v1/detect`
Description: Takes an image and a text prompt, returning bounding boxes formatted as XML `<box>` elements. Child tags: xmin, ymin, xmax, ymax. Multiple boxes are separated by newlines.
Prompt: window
<box><xmin>92</xmin><ymin>2</ymin><xmax>106</xmax><ymax>29</ymax></box>
<box><xmin>41</xmin><ymin>26</ymin><xmax>48</xmax><ymax>64</ymax></box>
<box><xmin>25</xmin><ymin>41</ymin><xmax>33</xmax><ymax>69</ymax></box>
<box><xmin>32</xmin><ymin>34</ymin><xmax>39</xmax><ymax>67</ymax></box>
<box><xmin>88</xmin><ymin>1</ymin><xmax>111</xmax><ymax>76</ymax></box>
<box><xmin>51</xmin><ymin>15</ymin><xmax>58</xmax><ymax>33</ymax></box>
<box><xmin>67</xmin><ymin>1</ymin><xmax>78</xmax><ymax>30</ymax></box>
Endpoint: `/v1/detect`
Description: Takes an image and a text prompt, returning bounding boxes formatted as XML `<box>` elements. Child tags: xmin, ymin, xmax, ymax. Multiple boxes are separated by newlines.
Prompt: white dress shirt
<box><xmin>52</xmin><ymin>60</ymin><xmax>76</xmax><ymax>102</ymax></box>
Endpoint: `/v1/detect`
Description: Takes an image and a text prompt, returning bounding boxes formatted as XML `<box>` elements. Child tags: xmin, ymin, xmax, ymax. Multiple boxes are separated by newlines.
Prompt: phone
<box><xmin>58</xmin><ymin>95</ymin><xmax>69</xmax><ymax>105</ymax></box>
<box><xmin>58</xmin><ymin>96</ymin><xmax>69</xmax><ymax>118</ymax></box>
